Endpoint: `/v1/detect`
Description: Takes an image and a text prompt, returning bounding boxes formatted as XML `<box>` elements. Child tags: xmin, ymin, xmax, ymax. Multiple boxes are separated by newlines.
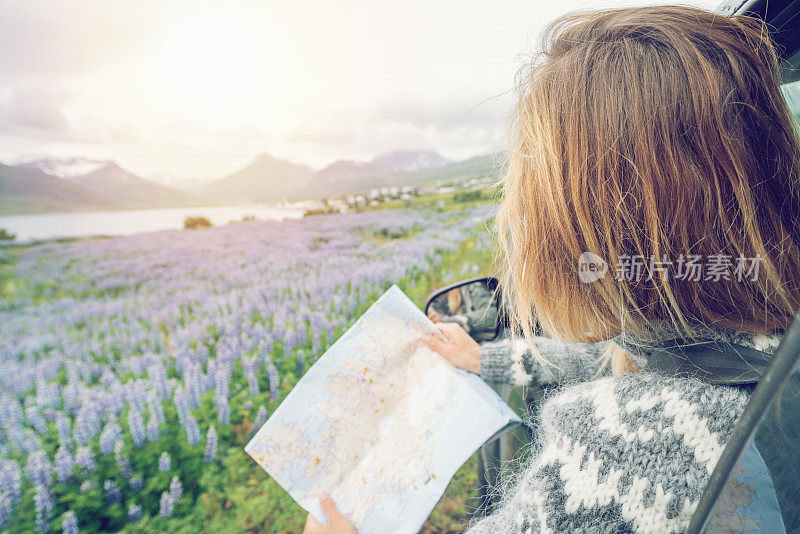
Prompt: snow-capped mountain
<box><xmin>19</xmin><ymin>157</ymin><xmax>110</xmax><ymax>179</ymax></box>
<box><xmin>13</xmin><ymin>157</ymin><xmax>193</xmax><ymax>209</ymax></box>
<box><xmin>0</xmin><ymin>162</ymin><xmax>115</xmax><ymax>215</ymax></box>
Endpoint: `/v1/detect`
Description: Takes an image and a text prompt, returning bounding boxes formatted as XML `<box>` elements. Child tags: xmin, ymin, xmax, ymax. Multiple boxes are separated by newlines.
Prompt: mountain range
<box><xmin>0</xmin><ymin>150</ymin><xmax>499</xmax><ymax>215</ymax></box>
<box><xmin>0</xmin><ymin>163</ymin><xmax>114</xmax><ymax>215</ymax></box>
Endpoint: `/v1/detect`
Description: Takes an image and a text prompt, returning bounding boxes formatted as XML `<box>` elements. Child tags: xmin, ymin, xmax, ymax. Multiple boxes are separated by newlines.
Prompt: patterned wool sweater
<box><xmin>466</xmin><ymin>327</ymin><xmax>782</xmax><ymax>534</ymax></box>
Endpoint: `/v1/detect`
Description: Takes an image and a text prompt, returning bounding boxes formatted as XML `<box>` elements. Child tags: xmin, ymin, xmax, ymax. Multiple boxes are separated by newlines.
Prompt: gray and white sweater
<box><xmin>467</xmin><ymin>327</ymin><xmax>782</xmax><ymax>533</ymax></box>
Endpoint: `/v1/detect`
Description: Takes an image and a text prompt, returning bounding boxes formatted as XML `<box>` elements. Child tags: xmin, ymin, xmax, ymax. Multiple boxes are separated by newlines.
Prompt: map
<box><xmin>245</xmin><ymin>285</ymin><xmax>521</xmax><ymax>533</ymax></box>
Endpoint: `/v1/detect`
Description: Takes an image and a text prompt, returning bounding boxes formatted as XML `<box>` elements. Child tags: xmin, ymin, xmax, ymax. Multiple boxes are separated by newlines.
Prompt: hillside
<box><xmin>404</xmin><ymin>153</ymin><xmax>502</xmax><ymax>185</ymax></box>
<box><xmin>0</xmin><ymin>163</ymin><xmax>115</xmax><ymax>215</ymax></box>
<box><xmin>310</xmin><ymin>151</ymin><xmax>499</xmax><ymax>197</ymax></box>
<box><xmin>199</xmin><ymin>152</ymin><xmax>314</xmax><ymax>202</ymax></box>
<box><xmin>312</xmin><ymin>159</ymin><xmax>400</xmax><ymax>196</ymax></box>
<box><xmin>67</xmin><ymin>162</ymin><xmax>193</xmax><ymax>207</ymax></box>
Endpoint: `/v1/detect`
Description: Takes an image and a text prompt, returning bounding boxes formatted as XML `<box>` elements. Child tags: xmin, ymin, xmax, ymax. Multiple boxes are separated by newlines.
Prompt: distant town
<box><xmin>292</xmin><ymin>173</ymin><xmax>495</xmax><ymax>216</ymax></box>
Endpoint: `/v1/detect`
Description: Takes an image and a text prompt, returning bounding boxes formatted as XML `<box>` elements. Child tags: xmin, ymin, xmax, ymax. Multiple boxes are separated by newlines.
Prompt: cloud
<box><xmin>372</xmin><ymin>93</ymin><xmax>512</xmax><ymax>131</ymax></box>
<box><xmin>286</xmin><ymin>93</ymin><xmax>509</xmax><ymax>148</ymax></box>
<box><xmin>275</xmin><ymin>100</ymin><xmax>503</xmax><ymax>169</ymax></box>
<box><xmin>0</xmin><ymin>81</ymin><xmax>71</xmax><ymax>136</ymax></box>
<box><xmin>0</xmin><ymin>1</ymin><xmax>157</xmax><ymax>78</ymax></box>
<box><xmin>0</xmin><ymin>79</ymin><xmax>145</xmax><ymax>145</ymax></box>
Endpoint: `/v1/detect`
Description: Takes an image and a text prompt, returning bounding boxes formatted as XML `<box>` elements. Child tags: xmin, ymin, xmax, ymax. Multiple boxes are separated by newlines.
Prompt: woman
<box><xmin>305</xmin><ymin>5</ymin><xmax>800</xmax><ymax>533</ymax></box>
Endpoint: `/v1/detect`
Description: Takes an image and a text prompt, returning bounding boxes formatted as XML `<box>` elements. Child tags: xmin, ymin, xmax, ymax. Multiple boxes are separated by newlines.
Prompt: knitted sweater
<box><xmin>467</xmin><ymin>327</ymin><xmax>782</xmax><ymax>533</ymax></box>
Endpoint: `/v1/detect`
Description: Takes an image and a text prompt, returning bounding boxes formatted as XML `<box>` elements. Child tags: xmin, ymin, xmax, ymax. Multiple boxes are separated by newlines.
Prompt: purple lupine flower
<box><xmin>79</xmin><ymin>480</ymin><xmax>95</xmax><ymax>494</ymax></box>
<box><xmin>296</xmin><ymin>349</ymin><xmax>306</xmax><ymax>374</ymax></box>
<box><xmin>215</xmin><ymin>389</ymin><xmax>229</xmax><ymax>425</ymax></box>
<box><xmin>184</xmin><ymin>363</ymin><xmax>203</xmax><ymax>409</ymax></box>
<box><xmin>147</xmin><ymin>391</ymin><xmax>165</xmax><ymax>426</ymax></box>
<box><xmin>214</xmin><ymin>366</ymin><xmax>230</xmax><ymax>400</ymax></box>
<box><xmin>159</xmin><ymin>491</ymin><xmax>173</xmax><ymax>517</ymax></box>
<box><xmin>146</xmin><ymin>415</ymin><xmax>159</xmax><ymax>442</ymax></box>
<box><xmin>4</xmin><ymin>422</ymin><xmax>26</xmax><ymax>453</ymax></box>
<box><xmin>72</xmin><ymin>406</ymin><xmax>100</xmax><ymax>448</ymax></box>
<box><xmin>253</xmin><ymin>405</ymin><xmax>267</xmax><ymax>431</ymax></box>
<box><xmin>312</xmin><ymin>331</ymin><xmax>321</xmax><ymax>355</ymax></box>
<box><xmin>0</xmin><ymin>492</ymin><xmax>11</xmax><ymax>528</ymax></box>
<box><xmin>55</xmin><ymin>412</ymin><xmax>73</xmax><ymax>452</ymax></box>
<box><xmin>204</xmin><ymin>425</ymin><xmax>217</xmax><ymax>463</ymax></box>
<box><xmin>130</xmin><ymin>475</ymin><xmax>143</xmax><ymax>493</ymax></box>
<box><xmin>61</xmin><ymin>510</ymin><xmax>78</xmax><ymax>534</ymax></box>
<box><xmin>128</xmin><ymin>503</ymin><xmax>143</xmax><ymax>522</ymax></box>
<box><xmin>26</xmin><ymin>450</ymin><xmax>52</xmax><ymax>488</ymax></box>
<box><xmin>114</xmin><ymin>441</ymin><xmax>132</xmax><ymax>479</ymax></box>
<box><xmin>0</xmin><ymin>460</ymin><xmax>22</xmax><ymax>503</ymax></box>
<box><xmin>148</xmin><ymin>362</ymin><xmax>170</xmax><ymax>400</ymax></box>
<box><xmin>283</xmin><ymin>333</ymin><xmax>295</xmax><ymax>357</ymax></box>
<box><xmin>74</xmin><ymin>446</ymin><xmax>95</xmax><ymax>472</ymax></box>
<box><xmin>99</xmin><ymin>418</ymin><xmax>121</xmax><ymax>455</ymax></box>
<box><xmin>158</xmin><ymin>452</ymin><xmax>171</xmax><ymax>472</ymax></box>
<box><xmin>169</xmin><ymin>475</ymin><xmax>182</xmax><ymax>502</ymax></box>
<box><xmin>22</xmin><ymin>429</ymin><xmax>43</xmax><ymax>454</ymax></box>
<box><xmin>264</xmin><ymin>334</ymin><xmax>275</xmax><ymax>356</ymax></box>
<box><xmin>173</xmin><ymin>387</ymin><xmax>189</xmax><ymax>427</ymax></box>
<box><xmin>267</xmin><ymin>363</ymin><xmax>280</xmax><ymax>400</ymax></box>
<box><xmin>242</xmin><ymin>357</ymin><xmax>259</xmax><ymax>397</ymax></box>
<box><xmin>54</xmin><ymin>447</ymin><xmax>73</xmax><ymax>483</ymax></box>
<box><xmin>34</xmin><ymin>484</ymin><xmax>53</xmax><ymax>532</ymax></box>
<box><xmin>127</xmin><ymin>407</ymin><xmax>145</xmax><ymax>448</ymax></box>
<box><xmin>104</xmin><ymin>480</ymin><xmax>121</xmax><ymax>504</ymax></box>
<box><xmin>203</xmin><ymin>362</ymin><xmax>216</xmax><ymax>393</ymax></box>
<box><xmin>126</xmin><ymin>381</ymin><xmax>146</xmax><ymax>415</ymax></box>
<box><xmin>273</xmin><ymin>314</ymin><xmax>286</xmax><ymax>341</ymax></box>
<box><xmin>25</xmin><ymin>399</ymin><xmax>48</xmax><ymax>435</ymax></box>
<box><xmin>184</xmin><ymin>414</ymin><xmax>201</xmax><ymax>446</ymax></box>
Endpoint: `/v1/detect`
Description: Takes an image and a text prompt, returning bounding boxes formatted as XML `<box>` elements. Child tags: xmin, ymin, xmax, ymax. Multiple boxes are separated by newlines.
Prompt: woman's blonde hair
<box><xmin>497</xmin><ymin>6</ymin><xmax>800</xmax><ymax>365</ymax></box>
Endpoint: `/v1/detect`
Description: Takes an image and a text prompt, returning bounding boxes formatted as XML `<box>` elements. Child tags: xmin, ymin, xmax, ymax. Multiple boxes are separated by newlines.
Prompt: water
<box><xmin>0</xmin><ymin>203</ymin><xmax>306</xmax><ymax>242</ymax></box>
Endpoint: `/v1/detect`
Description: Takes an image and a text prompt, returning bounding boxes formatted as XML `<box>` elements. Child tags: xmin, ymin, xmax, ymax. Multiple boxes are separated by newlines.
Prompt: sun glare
<box><xmin>154</xmin><ymin>13</ymin><xmax>271</xmax><ymax>120</ymax></box>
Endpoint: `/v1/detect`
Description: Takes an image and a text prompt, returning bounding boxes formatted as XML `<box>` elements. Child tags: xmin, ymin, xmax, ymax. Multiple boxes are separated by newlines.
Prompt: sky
<box><xmin>0</xmin><ymin>0</ymin><xmax>718</xmax><ymax>181</ymax></box>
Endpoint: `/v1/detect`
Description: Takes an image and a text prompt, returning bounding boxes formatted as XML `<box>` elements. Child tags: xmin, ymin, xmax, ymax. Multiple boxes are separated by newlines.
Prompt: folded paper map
<box><xmin>245</xmin><ymin>285</ymin><xmax>521</xmax><ymax>533</ymax></box>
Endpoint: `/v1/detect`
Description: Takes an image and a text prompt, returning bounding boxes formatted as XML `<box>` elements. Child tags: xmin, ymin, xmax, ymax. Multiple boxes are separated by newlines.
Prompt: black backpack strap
<box><xmin>644</xmin><ymin>339</ymin><xmax>772</xmax><ymax>385</ymax></box>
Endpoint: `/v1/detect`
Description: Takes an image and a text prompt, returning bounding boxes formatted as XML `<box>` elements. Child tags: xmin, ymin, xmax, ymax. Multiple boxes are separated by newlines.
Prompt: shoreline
<box><xmin>0</xmin><ymin>203</ymin><xmax>307</xmax><ymax>246</ymax></box>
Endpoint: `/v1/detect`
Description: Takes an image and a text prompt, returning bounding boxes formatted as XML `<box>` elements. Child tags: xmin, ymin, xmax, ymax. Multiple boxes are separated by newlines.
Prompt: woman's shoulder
<box><xmin>524</xmin><ymin>373</ymin><xmax>750</xmax><ymax>532</ymax></box>
<box><xmin>539</xmin><ymin>372</ymin><xmax>750</xmax><ymax>456</ymax></box>
<box><xmin>542</xmin><ymin>372</ymin><xmax>750</xmax><ymax>418</ymax></box>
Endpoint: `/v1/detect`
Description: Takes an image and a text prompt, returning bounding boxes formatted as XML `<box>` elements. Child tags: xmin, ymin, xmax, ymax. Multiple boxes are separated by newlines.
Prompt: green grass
<box><xmin>357</xmin><ymin>186</ymin><xmax>499</xmax><ymax>214</ymax></box>
<box><xmin>0</xmin><ymin>247</ymin><xmax>21</xmax><ymax>304</ymax></box>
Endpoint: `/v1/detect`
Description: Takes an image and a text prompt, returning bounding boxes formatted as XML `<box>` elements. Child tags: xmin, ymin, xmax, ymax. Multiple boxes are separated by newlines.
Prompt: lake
<box><xmin>0</xmin><ymin>203</ymin><xmax>306</xmax><ymax>242</ymax></box>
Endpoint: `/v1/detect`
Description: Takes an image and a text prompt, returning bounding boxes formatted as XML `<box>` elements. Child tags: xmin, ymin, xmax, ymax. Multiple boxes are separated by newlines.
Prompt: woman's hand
<box><xmin>423</xmin><ymin>322</ymin><xmax>481</xmax><ymax>375</ymax></box>
<box><xmin>303</xmin><ymin>493</ymin><xmax>356</xmax><ymax>534</ymax></box>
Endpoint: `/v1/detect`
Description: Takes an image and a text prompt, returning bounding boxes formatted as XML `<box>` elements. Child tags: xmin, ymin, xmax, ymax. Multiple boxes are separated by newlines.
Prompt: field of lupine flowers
<box><xmin>0</xmin><ymin>204</ymin><xmax>496</xmax><ymax>533</ymax></box>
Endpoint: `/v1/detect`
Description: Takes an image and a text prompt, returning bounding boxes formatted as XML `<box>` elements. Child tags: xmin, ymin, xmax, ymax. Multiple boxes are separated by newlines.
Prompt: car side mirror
<box><xmin>424</xmin><ymin>277</ymin><xmax>502</xmax><ymax>342</ymax></box>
